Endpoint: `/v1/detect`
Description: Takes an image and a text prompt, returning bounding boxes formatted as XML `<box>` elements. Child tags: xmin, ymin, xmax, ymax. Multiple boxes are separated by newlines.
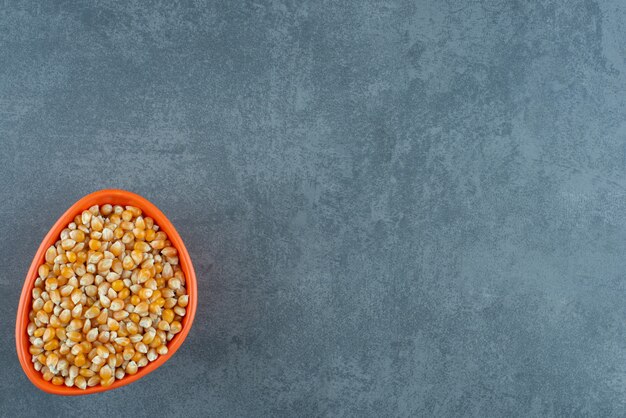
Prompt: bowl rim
<box><xmin>15</xmin><ymin>189</ymin><xmax>197</xmax><ymax>395</ymax></box>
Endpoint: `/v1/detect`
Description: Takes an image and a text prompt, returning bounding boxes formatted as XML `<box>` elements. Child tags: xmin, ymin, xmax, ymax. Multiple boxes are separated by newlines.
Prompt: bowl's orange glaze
<box><xmin>15</xmin><ymin>190</ymin><xmax>197</xmax><ymax>395</ymax></box>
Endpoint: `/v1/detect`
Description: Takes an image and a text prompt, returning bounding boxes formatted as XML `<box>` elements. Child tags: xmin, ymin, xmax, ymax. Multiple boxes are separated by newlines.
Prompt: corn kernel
<box><xmin>145</xmin><ymin>229</ymin><xmax>156</xmax><ymax>242</ymax></box>
<box><xmin>111</xmin><ymin>279</ymin><xmax>124</xmax><ymax>292</ymax></box>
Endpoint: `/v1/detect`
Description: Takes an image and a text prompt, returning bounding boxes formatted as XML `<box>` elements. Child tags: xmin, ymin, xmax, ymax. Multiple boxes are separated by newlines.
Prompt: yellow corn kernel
<box><xmin>49</xmin><ymin>289</ymin><xmax>61</xmax><ymax>305</ymax></box>
<box><xmin>135</xmin><ymin>342</ymin><xmax>148</xmax><ymax>354</ymax></box>
<box><xmin>67</xmin><ymin>331</ymin><xmax>82</xmax><ymax>342</ymax></box>
<box><xmin>71</xmin><ymin>303</ymin><xmax>83</xmax><ymax>318</ymax></box>
<box><xmin>107</xmin><ymin>317</ymin><xmax>120</xmax><ymax>331</ymax></box>
<box><xmin>161</xmin><ymin>247</ymin><xmax>177</xmax><ymax>258</ymax></box>
<box><xmin>157</xmin><ymin>320</ymin><xmax>170</xmax><ymax>331</ymax></box>
<box><xmin>97</xmin><ymin>258</ymin><xmax>112</xmax><ymax>273</ymax></box>
<box><xmin>70</xmin><ymin>288</ymin><xmax>82</xmax><ymax>305</ymax></box>
<box><xmin>111</xmin><ymin>259</ymin><xmax>123</xmax><ymax>275</ymax></box>
<box><xmin>145</xmin><ymin>229</ymin><xmax>156</xmax><ymax>242</ymax></box>
<box><xmin>61</xmin><ymin>266</ymin><xmax>74</xmax><ymax>280</ymax></box>
<box><xmin>126</xmin><ymin>361</ymin><xmax>138</xmax><ymax>375</ymax></box>
<box><xmin>88</xmin><ymin>239</ymin><xmax>101</xmax><ymax>251</ymax></box>
<box><xmin>133</xmin><ymin>228</ymin><xmax>145</xmax><ymax>241</ymax></box>
<box><xmin>113</xmin><ymin>227</ymin><xmax>124</xmax><ymax>239</ymax></box>
<box><xmin>43</xmin><ymin>300</ymin><xmax>54</xmax><ymax>313</ymax></box>
<box><xmin>100</xmin><ymin>204</ymin><xmax>113</xmax><ymax>216</ymax></box>
<box><xmin>115</xmin><ymin>337</ymin><xmax>130</xmax><ymax>347</ymax></box>
<box><xmin>149</xmin><ymin>335</ymin><xmax>162</xmax><ymax>348</ymax></box>
<box><xmin>42</xmin><ymin>370</ymin><xmax>54</xmax><ymax>381</ymax></box>
<box><xmin>33</xmin><ymin>298</ymin><xmax>44</xmax><ymax>312</ymax></box>
<box><xmin>61</xmin><ymin>239</ymin><xmax>76</xmax><ymax>251</ymax></box>
<box><xmin>38</xmin><ymin>264</ymin><xmax>50</xmax><ymax>279</ymax></box>
<box><xmin>45</xmin><ymin>277</ymin><xmax>58</xmax><ymax>291</ymax></box>
<box><xmin>134</xmin><ymin>241</ymin><xmax>151</xmax><ymax>253</ymax></box>
<box><xmin>109</xmin><ymin>241</ymin><xmax>124</xmax><ymax>257</ymax></box>
<box><xmin>33</xmin><ymin>327</ymin><xmax>45</xmax><ymax>338</ymax></box>
<box><xmin>123</xmin><ymin>347</ymin><xmax>135</xmax><ymax>361</ymax></box>
<box><xmin>127</xmin><ymin>206</ymin><xmax>142</xmax><ymax>217</ymax></box>
<box><xmin>66</xmin><ymin>251</ymin><xmax>77</xmax><ymax>263</ymax></box>
<box><xmin>128</xmin><ymin>313</ymin><xmax>140</xmax><ymax>324</ymax></box>
<box><xmin>60</xmin><ymin>284</ymin><xmax>74</xmax><ymax>297</ymax></box>
<box><xmin>121</xmin><ymin>221</ymin><xmax>133</xmax><ymax>231</ymax></box>
<box><xmin>117</xmin><ymin>288</ymin><xmax>130</xmax><ymax>300</ymax></box>
<box><xmin>29</xmin><ymin>346</ymin><xmax>43</xmax><ymax>355</ymax></box>
<box><xmin>74</xmin><ymin>353</ymin><xmax>86</xmax><ymax>367</ymax></box>
<box><xmin>131</xmin><ymin>250</ymin><xmax>144</xmax><ymax>265</ymax></box>
<box><xmin>113</xmin><ymin>310</ymin><xmax>129</xmax><ymax>321</ymax></box>
<box><xmin>100</xmin><ymin>294</ymin><xmax>111</xmax><ymax>309</ymax></box>
<box><xmin>91</xmin><ymin>217</ymin><xmax>103</xmax><ymax>232</ymax></box>
<box><xmin>145</xmin><ymin>278</ymin><xmax>157</xmax><ymax>290</ymax></box>
<box><xmin>58</xmin><ymin>309</ymin><xmax>71</xmax><ymax>324</ymax></box>
<box><xmin>80</xmin><ymin>341</ymin><xmax>92</xmax><ymax>352</ymax></box>
<box><xmin>51</xmin><ymin>376</ymin><xmax>64</xmax><ymax>386</ymax></box>
<box><xmin>130</xmin><ymin>350</ymin><xmax>142</xmax><ymax>362</ymax></box>
<box><xmin>101</xmin><ymin>376</ymin><xmax>115</xmax><ymax>387</ymax></box>
<box><xmin>126</xmin><ymin>322</ymin><xmax>139</xmax><ymax>335</ymax></box>
<box><xmin>46</xmin><ymin>352</ymin><xmax>59</xmax><ymax>368</ymax></box>
<box><xmin>96</xmin><ymin>308</ymin><xmax>108</xmax><ymax>325</ymax></box>
<box><xmin>80</xmin><ymin>210</ymin><xmax>92</xmax><ymax>225</ymax></box>
<box><xmin>36</xmin><ymin>310</ymin><xmax>49</xmax><ymax>324</ymax></box>
<box><xmin>167</xmin><ymin>277</ymin><xmax>181</xmax><ymax>290</ymax></box>
<box><xmin>122</xmin><ymin>256</ymin><xmax>134</xmax><ymax>270</ymax></box>
<box><xmin>76</xmin><ymin>251</ymin><xmax>87</xmax><ymax>264</ymax></box>
<box><xmin>163</xmin><ymin>298</ymin><xmax>177</xmax><ymax>309</ymax></box>
<box><xmin>45</xmin><ymin>246</ymin><xmax>57</xmax><ymax>263</ymax></box>
<box><xmin>121</xmin><ymin>210</ymin><xmax>133</xmax><ymax>222</ymax></box>
<box><xmin>110</xmin><ymin>213</ymin><xmax>121</xmax><ymax>224</ymax></box>
<box><xmin>134</xmin><ymin>302</ymin><xmax>149</xmax><ymax>316</ymax></box>
<box><xmin>141</xmin><ymin>328</ymin><xmax>156</xmax><ymax>344</ymax></box>
<box><xmin>141</xmin><ymin>216</ymin><xmax>153</xmax><ymax>229</ymax></box>
<box><xmin>163</xmin><ymin>309</ymin><xmax>175</xmax><ymax>325</ymax></box>
<box><xmin>70</xmin><ymin>229</ymin><xmax>85</xmax><ymax>242</ymax></box>
<box><xmin>138</xmin><ymin>287</ymin><xmax>153</xmax><ymax>300</ymax></box>
<box><xmin>101</xmin><ymin>228</ymin><xmax>114</xmax><ymax>242</ymax></box>
<box><xmin>150</xmin><ymin>240</ymin><xmax>166</xmax><ymax>250</ymax></box>
<box><xmin>42</xmin><ymin>327</ymin><xmax>55</xmax><ymax>342</ymax></box>
<box><xmin>109</xmin><ymin>298</ymin><xmax>124</xmax><ymax>312</ymax></box>
<box><xmin>75</xmin><ymin>375</ymin><xmax>87</xmax><ymax>390</ymax></box>
<box><xmin>84</xmin><ymin>327</ymin><xmax>97</xmax><ymax>343</ymax></box>
<box><xmin>148</xmin><ymin>302</ymin><xmax>161</xmax><ymax>315</ymax></box>
<box><xmin>170</xmin><ymin>321</ymin><xmax>182</xmax><ymax>334</ymax></box>
<box><xmin>111</xmin><ymin>280</ymin><xmax>124</xmax><ymax>292</ymax></box>
<box><xmin>129</xmin><ymin>295</ymin><xmax>140</xmax><ymax>306</ymax></box>
<box><xmin>96</xmin><ymin>345</ymin><xmax>110</xmax><ymax>359</ymax></box>
<box><xmin>56</xmin><ymin>328</ymin><xmax>66</xmax><ymax>341</ymax></box>
<box><xmin>84</xmin><ymin>306</ymin><xmax>100</xmax><ymax>319</ymax></box>
<box><xmin>98</xmin><ymin>331</ymin><xmax>111</xmax><ymax>344</ymax></box>
<box><xmin>87</xmin><ymin>376</ymin><xmax>101</xmax><ymax>387</ymax></box>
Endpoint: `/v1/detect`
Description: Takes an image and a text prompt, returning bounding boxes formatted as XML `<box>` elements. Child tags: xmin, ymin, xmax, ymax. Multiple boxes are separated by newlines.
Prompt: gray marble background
<box><xmin>1</xmin><ymin>1</ymin><xmax>626</xmax><ymax>416</ymax></box>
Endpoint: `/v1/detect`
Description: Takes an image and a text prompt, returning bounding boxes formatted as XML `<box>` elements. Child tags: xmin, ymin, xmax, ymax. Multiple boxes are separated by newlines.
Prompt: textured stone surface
<box><xmin>1</xmin><ymin>1</ymin><xmax>626</xmax><ymax>416</ymax></box>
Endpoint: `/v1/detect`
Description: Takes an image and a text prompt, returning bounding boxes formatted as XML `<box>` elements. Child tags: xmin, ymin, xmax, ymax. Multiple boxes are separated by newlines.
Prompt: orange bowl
<box><xmin>15</xmin><ymin>189</ymin><xmax>197</xmax><ymax>395</ymax></box>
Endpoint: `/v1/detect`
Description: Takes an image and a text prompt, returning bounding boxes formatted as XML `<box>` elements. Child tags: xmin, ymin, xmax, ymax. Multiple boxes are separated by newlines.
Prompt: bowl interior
<box><xmin>15</xmin><ymin>189</ymin><xmax>197</xmax><ymax>395</ymax></box>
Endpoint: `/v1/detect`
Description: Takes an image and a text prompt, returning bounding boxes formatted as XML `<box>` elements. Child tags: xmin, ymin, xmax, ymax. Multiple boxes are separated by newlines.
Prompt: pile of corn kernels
<box><xmin>27</xmin><ymin>204</ymin><xmax>188</xmax><ymax>389</ymax></box>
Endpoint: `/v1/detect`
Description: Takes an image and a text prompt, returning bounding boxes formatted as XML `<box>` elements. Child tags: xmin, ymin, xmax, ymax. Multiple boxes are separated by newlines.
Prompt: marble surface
<box><xmin>1</xmin><ymin>1</ymin><xmax>626</xmax><ymax>416</ymax></box>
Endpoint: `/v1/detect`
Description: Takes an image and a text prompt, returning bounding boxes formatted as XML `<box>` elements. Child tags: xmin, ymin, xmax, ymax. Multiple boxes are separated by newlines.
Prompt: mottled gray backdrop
<box><xmin>1</xmin><ymin>1</ymin><xmax>626</xmax><ymax>417</ymax></box>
